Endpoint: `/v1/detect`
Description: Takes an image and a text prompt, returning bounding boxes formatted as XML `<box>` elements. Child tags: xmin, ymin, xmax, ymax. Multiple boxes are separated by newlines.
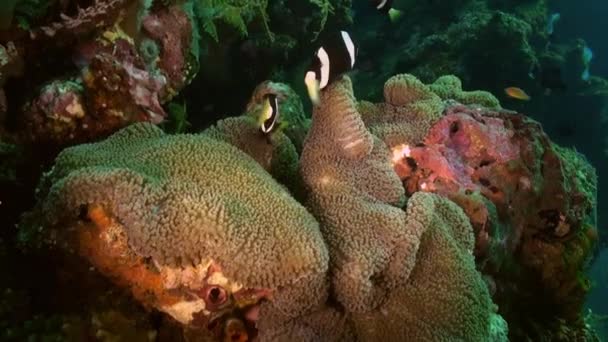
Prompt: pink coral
<box><xmin>21</xmin><ymin>80</ymin><xmax>87</xmax><ymax>144</ymax></box>
<box><xmin>392</xmin><ymin>101</ymin><xmax>597</xmax><ymax>337</ymax></box>
<box><xmin>426</xmin><ymin>107</ymin><xmax>519</xmax><ymax>162</ymax></box>
<box><xmin>402</xmin><ymin>105</ymin><xmax>520</xmax><ymax>194</ymax></box>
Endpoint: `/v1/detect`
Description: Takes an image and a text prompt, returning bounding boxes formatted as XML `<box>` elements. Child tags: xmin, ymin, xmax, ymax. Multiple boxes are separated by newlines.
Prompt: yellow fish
<box><xmin>257</xmin><ymin>93</ymin><xmax>284</xmax><ymax>134</ymax></box>
<box><xmin>504</xmin><ymin>87</ymin><xmax>531</xmax><ymax>101</ymax></box>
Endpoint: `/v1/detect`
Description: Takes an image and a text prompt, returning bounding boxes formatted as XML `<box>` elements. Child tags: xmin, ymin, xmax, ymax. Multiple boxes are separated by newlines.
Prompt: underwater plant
<box><xmin>194</xmin><ymin>0</ymin><xmax>271</xmax><ymax>42</ymax></box>
<box><xmin>193</xmin><ymin>0</ymin><xmax>335</xmax><ymax>43</ymax></box>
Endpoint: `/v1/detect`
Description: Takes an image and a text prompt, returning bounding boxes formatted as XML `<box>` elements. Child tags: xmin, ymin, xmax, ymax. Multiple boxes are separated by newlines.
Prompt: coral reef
<box><xmin>359</xmin><ymin>73</ymin><xmax>500</xmax><ymax>149</ymax></box>
<box><xmin>7</xmin><ymin>62</ymin><xmax>600</xmax><ymax>341</ymax></box>
<box><xmin>0</xmin><ymin>0</ymin><xmax>197</xmax><ymax>146</ymax></box>
<box><xmin>350</xmin><ymin>0</ymin><xmax>549</xmax><ymax>101</ymax></box>
<box><xmin>372</xmin><ymin>74</ymin><xmax>598</xmax><ymax>341</ymax></box>
<box><xmin>0</xmin><ymin>0</ymin><xmax>354</xmax><ymax>147</ymax></box>
<box><xmin>142</xmin><ymin>5</ymin><xmax>198</xmax><ymax>95</ymax></box>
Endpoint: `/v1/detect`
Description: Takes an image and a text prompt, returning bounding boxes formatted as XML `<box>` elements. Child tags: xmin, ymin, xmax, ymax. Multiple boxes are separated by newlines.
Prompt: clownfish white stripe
<box><xmin>341</xmin><ymin>31</ymin><xmax>356</xmax><ymax>68</ymax></box>
<box><xmin>376</xmin><ymin>0</ymin><xmax>388</xmax><ymax>10</ymax></box>
<box><xmin>317</xmin><ymin>47</ymin><xmax>330</xmax><ymax>89</ymax></box>
<box><xmin>261</xmin><ymin>95</ymin><xmax>279</xmax><ymax>133</ymax></box>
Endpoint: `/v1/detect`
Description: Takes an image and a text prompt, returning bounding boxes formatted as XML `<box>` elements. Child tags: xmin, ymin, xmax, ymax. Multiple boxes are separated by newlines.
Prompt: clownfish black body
<box><xmin>258</xmin><ymin>93</ymin><xmax>280</xmax><ymax>134</ymax></box>
<box><xmin>304</xmin><ymin>30</ymin><xmax>357</xmax><ymax>105</ymax></box>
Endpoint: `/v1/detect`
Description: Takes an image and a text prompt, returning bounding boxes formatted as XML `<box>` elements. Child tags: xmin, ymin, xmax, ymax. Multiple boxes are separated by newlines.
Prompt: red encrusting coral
<box><xmin>393</xmin><ymin>103</ymin><xmax>598</xmax><ymax>339</ymax></box>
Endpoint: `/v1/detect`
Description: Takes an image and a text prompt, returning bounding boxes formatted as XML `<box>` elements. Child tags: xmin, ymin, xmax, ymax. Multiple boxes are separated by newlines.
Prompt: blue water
<box><xmin>544</xmin><ymin>0</ymin><xmax>608</xmax><ymax>338</ymax></box>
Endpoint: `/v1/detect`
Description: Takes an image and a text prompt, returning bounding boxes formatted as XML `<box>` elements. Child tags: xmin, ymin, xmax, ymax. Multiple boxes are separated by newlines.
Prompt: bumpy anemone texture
<box><xmin>359</xmin><ymin>73</ymin><xmax>500</xmax><ymax>148</ymax></box>
<box><xmin>34</xmin><ymin>123</ymin><xmax>329</xmax><ymax>320</ymax></box>
<box><xmin>203</xmin><ymin>115</ymin><xmax>300</xmax><ymax>195</ymax></box>
<box><xmin>296</xmin><ymin>75</ymin><xmax>505</xmax><ymax>340</ymax></box>
<box><xmin>300</xmin><ymin>76</ymin><xmax>412</xmax><ymax>313</ymax></box>
<box><xmin>256</xmin><ymin>193</ymin><xmax>505</xmax><ymax>341</ymax></box>
<box><xmin>351</xmin><ymin>192</ymin><xmax>503</xmax><ymax>341</ymax></box>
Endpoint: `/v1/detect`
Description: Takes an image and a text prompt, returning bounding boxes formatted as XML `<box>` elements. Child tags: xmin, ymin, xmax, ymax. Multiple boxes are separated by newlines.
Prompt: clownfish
<box><xmin>258</xmin><ymin>93</ymin><xmax>280</xmax><ymax>134</ymax></box>
<box><xmin>304</xmin><ymin>30</ymin><xmax>357</xmax><ymax>105</ymax></box>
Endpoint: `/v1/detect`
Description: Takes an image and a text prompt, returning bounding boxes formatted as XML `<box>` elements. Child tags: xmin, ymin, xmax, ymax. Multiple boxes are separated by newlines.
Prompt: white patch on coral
<box><xmin>160</xmin><ymin>259</ymin><xmax>212</xmax><ymax>289</ymax></box>
<box><xmin>208</xmin><ymin>271</ymin><xmax>243</xmax><ymax>293</ymax></box>
<box><xmin>162</xmin><ymin>300</ymin><xmax>207</xmax><ymax>325</ymax></box>
<box><xmin>343</xmin><ymin>138</ymin><xmax>363</xmax><ymax>150</ymax></box>
<box><xmin>391</xmin><ymin>144</ymin><xmax>411</xmax><ymax>164</ymax></box>
<box><xmin>158</xmin><ymin>261</ymin><xmax>242</xmax><ymax>293</ymax></box>
<box><xmin>66</xmin><ymin>97</ymin><xmax>85</xmax><ymax>118</ymax></box>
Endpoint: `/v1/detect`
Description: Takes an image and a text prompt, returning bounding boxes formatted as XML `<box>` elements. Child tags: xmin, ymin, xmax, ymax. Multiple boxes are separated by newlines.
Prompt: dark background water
<box><xmin>552</xmin><ymin>0</ymin><xmax>608</xmax><ymax>77</ymax></box>
<box><xmin>550</xmin><ymin>0</ymin><xmax>607</xmax><ymax>234</ymax></box>
<box><xmin>551</xmin><ymin>0</ymin><xmax>608</xmax><ymax>335</ymax></box>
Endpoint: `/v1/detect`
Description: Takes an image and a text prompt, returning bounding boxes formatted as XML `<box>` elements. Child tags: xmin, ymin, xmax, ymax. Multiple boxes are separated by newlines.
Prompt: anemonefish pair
<box><xmin>304</xmin><ymin>30</ymin><xmax>357</xmax><ymax>105</ymax></box>
<box><xmin>261</xmin><ymin>30</ymin><xmax>356</xmax><ymax>131</ymax></box>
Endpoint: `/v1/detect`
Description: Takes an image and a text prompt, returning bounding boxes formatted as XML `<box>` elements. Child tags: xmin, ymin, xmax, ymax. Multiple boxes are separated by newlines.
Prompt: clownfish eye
<box><xmin>203</xmin><ymin>285</ymin><xmax>228</xmax><ymax>309</ymax></box>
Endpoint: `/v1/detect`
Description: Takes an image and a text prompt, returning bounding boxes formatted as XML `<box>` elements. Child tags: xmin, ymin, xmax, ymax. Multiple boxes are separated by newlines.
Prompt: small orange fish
<box><xmin>504</xmin><ymin>87</ymin><xmax>531</xmax><ymax>101</ymax></box>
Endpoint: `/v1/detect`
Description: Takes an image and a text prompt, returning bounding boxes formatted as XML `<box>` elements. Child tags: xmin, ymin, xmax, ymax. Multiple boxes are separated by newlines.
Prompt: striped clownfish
<box><xmin>304</xmin><ymin>30</ymin><xmax>357</xmax><ymax>106</ymax></box>
<box><xmin>258</xmin><ymin>93</ymin><xmax>280</xmax><ymax>134</ymax></box>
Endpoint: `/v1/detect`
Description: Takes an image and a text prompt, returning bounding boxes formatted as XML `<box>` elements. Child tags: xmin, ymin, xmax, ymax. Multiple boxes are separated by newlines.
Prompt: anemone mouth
<box><xmin>191</xmin><ymin>279</ymin><xmax>271</xmax><ymax>340</ymax></box>
<box><xmin>205</xmin><ymin>297</ymin><xmax>268</xmax><ymax>342</ymax></box>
